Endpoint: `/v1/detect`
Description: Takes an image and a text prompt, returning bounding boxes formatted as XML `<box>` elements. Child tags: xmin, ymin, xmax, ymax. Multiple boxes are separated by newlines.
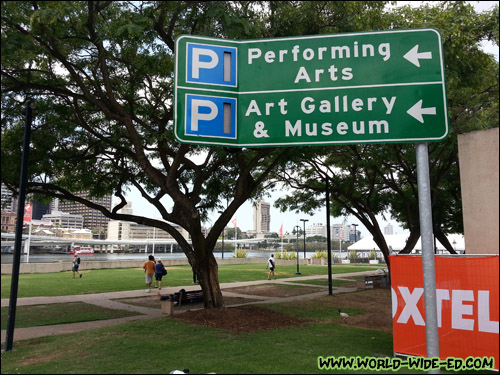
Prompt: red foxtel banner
<box><xmin>390</xmin><ymin>255</ymin><xmax>499</xmax><ymax>370</ymax></box>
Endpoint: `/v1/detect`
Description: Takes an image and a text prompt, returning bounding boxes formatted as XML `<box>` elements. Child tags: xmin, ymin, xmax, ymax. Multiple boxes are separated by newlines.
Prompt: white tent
<box><xmin>348</xmin><ymin>233</ymin><xmax>465</xmax><ymax>254</ymax></box>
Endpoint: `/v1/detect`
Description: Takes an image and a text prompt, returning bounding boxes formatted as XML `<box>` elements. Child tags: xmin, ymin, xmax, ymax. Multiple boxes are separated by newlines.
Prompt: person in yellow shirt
<box><xmin>143</xmin><ymin>255</ymin><xmax>156</xmax><ymax>292</ymax></box>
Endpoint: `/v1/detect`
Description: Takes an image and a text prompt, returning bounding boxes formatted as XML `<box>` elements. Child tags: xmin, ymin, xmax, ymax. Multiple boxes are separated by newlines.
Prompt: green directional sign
<box><xmin>174</xmin><ymin>28</ymin><xmax>448</xmax><ymax>147</ymax></box>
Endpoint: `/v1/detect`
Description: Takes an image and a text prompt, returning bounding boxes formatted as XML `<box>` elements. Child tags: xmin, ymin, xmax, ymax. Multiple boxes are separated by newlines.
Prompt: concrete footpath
<box><xmin>1</xmin><ymin>271</ymin><xmax>378</xmax><ymax>343</ymax></box>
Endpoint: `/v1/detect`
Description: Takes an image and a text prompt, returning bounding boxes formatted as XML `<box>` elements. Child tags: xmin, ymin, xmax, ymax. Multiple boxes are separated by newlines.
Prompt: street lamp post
<box><xmin>218</xmin><ymin>211</ymin><xmax>225</xmax><ymax>259</ymax></box>
<box><xmin>293</xmin><ymin>225</ymin><xmax>301</xmax><ymax>275</ymax></box>
<box><xmin>221</xmin><ymin>227</ymin><xmax>225</xmax><ymax>259</ymax></box>
<box><xmin>300</xmin><ymin>219</ymin><xmax>308</xmax><ymax>259</ymax></box>
<box><xmin>352</xmin><ymin>224</ymin><xmax>358</xmax><ymax>243</ymax></box>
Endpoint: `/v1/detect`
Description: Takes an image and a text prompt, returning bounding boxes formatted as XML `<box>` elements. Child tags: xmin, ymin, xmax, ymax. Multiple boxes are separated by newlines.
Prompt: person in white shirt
<box><xmin>266</xmin><ymin>254</ymin><xmax>276</xmax><ymax>280</ymax></box>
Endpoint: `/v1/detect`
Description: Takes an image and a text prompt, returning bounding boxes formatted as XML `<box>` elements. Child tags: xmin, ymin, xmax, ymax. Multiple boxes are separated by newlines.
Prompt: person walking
<box><xmin>266</xmin><ymin>254</ymin><xmax>276</xmax><ymax>280</ymax></box>
<box><xmin>143</xmin><ymin>255</ymin><xmax>156</xmax><ymax>292</ymax></box>
<box><xmin>155</xmin><ymin>259</ymin><xmax>167</xmax><ymax>290</ymax></box>
<box><xmin>72</xmin><ymin>255</ymin><xmax>82</xmax><ymax>278</ymax></box>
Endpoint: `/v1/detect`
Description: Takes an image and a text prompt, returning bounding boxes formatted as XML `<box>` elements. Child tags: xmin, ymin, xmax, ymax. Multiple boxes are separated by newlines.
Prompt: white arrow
<box><xmin>407</xmin><ymin>100</ymin><xmax>436</xmax><ymax>123</ymax></box>
<box><xmin>404</xmin><ymin>45</ymin><xmax>433</xmax><ymax>67</ymax></box>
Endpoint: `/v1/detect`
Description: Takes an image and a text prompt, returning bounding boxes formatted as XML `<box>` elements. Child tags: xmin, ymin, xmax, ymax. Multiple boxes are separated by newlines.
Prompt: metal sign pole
<box><xmin>416</xmin><ymin>143</ymin><xmax>440</xmax><ymax>372</ymax></box>
<box><xmin>325</xmin><ymin>177</ymin><xmax>333</xmax><ymax>295</ymax></box>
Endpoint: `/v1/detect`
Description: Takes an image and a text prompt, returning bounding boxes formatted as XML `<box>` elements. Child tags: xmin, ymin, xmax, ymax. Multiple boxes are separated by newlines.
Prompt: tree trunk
<box><xmin>371</xmin><ymin>230</ymin><xmax>392</xmax><ymax>274</ymax></box>
<box><xmin>398</xmin><ymin>230</ymin><xmax>420</xmax><ymax>254</ymax></box>
<box><xmin>434</xmin><ymin>229</ymin><xmax>458</xmax><ymax>254</ymax></box>
<box><xmin>193</xmin><ymin>252</ymin><xmax>224</xmax><ymax>308</ymax></box>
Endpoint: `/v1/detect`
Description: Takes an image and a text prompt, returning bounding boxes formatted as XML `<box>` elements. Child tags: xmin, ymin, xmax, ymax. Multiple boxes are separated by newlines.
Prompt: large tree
<box><xmin>274</xmin><ymin>1</ymin><xmax>499</xmax><ymax>266</ymax></box>
<box><xmin>1</xmin><ymin>1</ymin><xmax>289</xmax><ymax>308</ymax></box>
<box><xmin>1</xmin><ymin>1</ymin><xmax>389</xmax><ymax>308</ymax></box>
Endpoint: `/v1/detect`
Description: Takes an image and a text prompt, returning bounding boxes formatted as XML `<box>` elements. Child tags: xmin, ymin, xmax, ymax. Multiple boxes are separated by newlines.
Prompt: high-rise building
<box><xmin>384</xmin><ymin>223</ymin><xmax>394</xmax><ymax>235</ymax></box>
<box><xmin>32</xmin><ymin>198</ymin><xmax>51</xmax><ymax>220</ymax></box>
<box><xmin>253</xmin><ymin>201</ymin><xmax>271</xmax><ymax>235</ymax></box>
<box><xmin>305</xmin><ymin>223</ymin><xmax>354</xmax><ymax>240</ymax></box>
<box><xmin>330</xmin><ymin>224</ymin><xmax>352</xmax><ymax>241</ymax></box>
<box><xmin>53</xmin><ymin>192</ymin><xmax>113</xmax><ymax>234</ymax></box>
<box><xmin>42</xmin><ymin>211</ymin><xmax>84</xmax><ymax>229</ymax></box>
<box><xmin>306</xmin><ymin>223</ymin><xmax>325</xmax><ymax>237</ymax></box>
<box><xmin>1</xmin><ymin>183</ymin><xmax>17</xmax><ymax>211</ymax></box>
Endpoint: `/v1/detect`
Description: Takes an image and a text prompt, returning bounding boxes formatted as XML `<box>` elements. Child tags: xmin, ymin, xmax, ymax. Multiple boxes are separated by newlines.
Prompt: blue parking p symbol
<box><xmin>186</xmin><ymin>43</ymin><xmax>237</xmax><ymax>87</ymax></box>
<box><xmin>185</xmin><ymin>94</ymin><xmax>237</xmax><ymax>139</ymax></box>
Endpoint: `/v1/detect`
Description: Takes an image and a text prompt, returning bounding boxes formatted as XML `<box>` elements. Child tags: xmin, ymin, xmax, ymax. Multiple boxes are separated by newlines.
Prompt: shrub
<box><xmin>311</xmin><ymin>251</ymin><xmax>327</xmax><ymax>259</ymax></box>
<box><xmin>274</xmin><ymin>250</ymin><xmax>296</xmax><ymax>260</ymax></box>
<box><xmin>233</xmin><ymin>249</ymin><xmax>248</xmax><ymax>258</ymax></box>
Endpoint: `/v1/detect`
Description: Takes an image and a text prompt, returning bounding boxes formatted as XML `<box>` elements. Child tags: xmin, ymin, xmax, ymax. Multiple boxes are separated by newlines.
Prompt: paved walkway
<box><xmin>1</xmin><ymin>271</ymin><xmax>377</xmax><ymax>343</ymax></box>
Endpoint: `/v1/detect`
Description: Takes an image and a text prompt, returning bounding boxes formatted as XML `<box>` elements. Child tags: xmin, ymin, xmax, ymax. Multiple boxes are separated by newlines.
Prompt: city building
<box><xmin>1</xmin><ymin>183</ymin><xmax>17</xmax><ymax>211</ymax></box>
<box><xmin>32</xmin><ymin>198</ymin><xmax>51</xmax><ymax>220</ymax></box>
<box><xmin>350</xmin><ymin>228</ymin><xmax>361</xmax><ymax>242</ymax></box>
<box><xmin>305</xmin><ymin>223</ymin><xmax>325</xmax><ymax>237</ymax></box>
<box><xmin>253</xmin><ymin>201</ymin><xmax>270</xmax><ymax>237</ymax></box>
<box><xmin>1</xmin><ymin>210</ymin><xmax>17</xmax><ymax>232</ymax></box>
<box><xmin>53</xmin><ymin>192</ymin><xmax>113</xmax><ymax>235</ymax></box>
<box><xmin>384</xmin><ymin>223</ymin><xmax>394</xmax><ymax>235</ymax></box>
<box><xmin>305</xmin><ymin>223</ymin><xmax>353</xmax><ymax>241</ymax></box>
<box><xmin>41</xmin><ymin>211</ymin><xmax>84</xmax><ymax>229</ymax></box>
<box><xmin>107</xmin><ymin>220</ymin><xmax>184</xmax><ymax>241</ymax></box>
<box><xmin>62</xmin><ymin>228</ymin><xmax>93</xmax><ymax>239</ymax></box>
<box><xmin>107</xmin><ymin>201</ymin><xmax>189</xmax><ymax>241</ymax></box>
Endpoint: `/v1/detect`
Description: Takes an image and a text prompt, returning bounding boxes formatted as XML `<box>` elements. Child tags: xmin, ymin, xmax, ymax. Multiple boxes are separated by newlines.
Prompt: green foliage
<box><xmin>274</xmin><ymin>250</ymin><xmax>297</xmax><ymax>260</ymax></box>
<box><xmin>274</xmin><ymin>1</ymin><xmax>499</xmax><ymax>263</ymax></box>
<box><xmin>232</xmin><ymin>249</ymin><xmax>249</xmax><ymax>258</ymax></box>
<box><xmin>0</xmin><ymin>1</ymin><xmax>300</xmax><ymax>306</ymax></box>
<box><xmin>311</xmin><ymin>250</ymin><xmax>327</xmax><ymax>259</ymax></box>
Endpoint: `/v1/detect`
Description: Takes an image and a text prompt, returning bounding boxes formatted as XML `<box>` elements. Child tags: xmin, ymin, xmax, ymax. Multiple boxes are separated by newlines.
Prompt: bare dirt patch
<box><xmin>19</xmin><ymin>351</ymin><xmax>65</xmax><ymax>367</ymax></box>
<box><xmin>332</xmin><ymin>287</ymin><xmax>392</xmax><ymax>333</ymax></box>
<box><xmin>174</xmin><ymin>286</ymin><xmax>392</xmax><ymax>334</ymax></box>
<box><xmin>292</xmin><ymin>287</ymin><xmax>393</xmax><ymax>333</ymax></box>
<box><xmin>173</xmin><ymin>305</ymin><xmax>308</xmax><ymax>333</ymax></box>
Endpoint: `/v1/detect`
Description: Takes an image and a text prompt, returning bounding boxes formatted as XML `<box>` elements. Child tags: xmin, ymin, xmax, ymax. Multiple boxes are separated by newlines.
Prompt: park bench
<box><xmin>160</xmin><ymin>289</ymin><xmax>204</xmax><ymax>315</ymax></box>
<box><xmin>364</xmin><ymin>274</ymin><xmax>389</xmax><ymax>288</ymax></box>
<box><xmin>173</xmin><ymin>289</ymin><xmax>204</xmax><ymax>307</ymax></box>
<box><xmin>356</xmin><ymin>273</ymin><xmax>389</xmax><ymax>289</ymax></box>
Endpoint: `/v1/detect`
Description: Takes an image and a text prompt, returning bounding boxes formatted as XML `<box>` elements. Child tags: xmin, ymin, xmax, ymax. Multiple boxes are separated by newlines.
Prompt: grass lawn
<box><xmin>2</xmin><ymin>296</ymin><xmax>493</xmax><ymax>374</ymax></box>
<box><xmin>1</xmin><ymin>264</ymin><xmax>381</xmax><ymax>299</ymax></box>
<box><xmin>1</xmin><ymin>267</ymin><xmax>494</xmax><ymax>374</ymax></box>
<box><xmin>1</xmin><ymin>297</ymin><xmax>396</xmax><ymax>374</ymax></box>
<box><xmin>1</xmin><ymin>302</ymin><xmax>139</xmax><ymax>330</ymax></box>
